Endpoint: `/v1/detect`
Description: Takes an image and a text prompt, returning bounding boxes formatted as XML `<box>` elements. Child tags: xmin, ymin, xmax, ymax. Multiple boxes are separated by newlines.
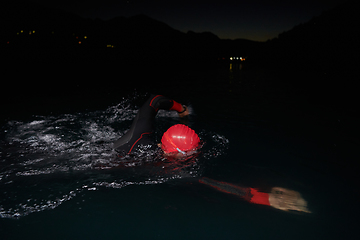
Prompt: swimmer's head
<box><xmin>161</xmin><ymin>124</ymin><xmax>200</xmax><ymax>155</ymax></box>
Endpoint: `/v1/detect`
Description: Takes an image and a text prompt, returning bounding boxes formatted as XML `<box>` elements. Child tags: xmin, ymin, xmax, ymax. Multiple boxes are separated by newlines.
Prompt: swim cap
<box><xmin>161</xmin><ymin>124</ymin><xmax>200</xmax><ymax>154</ymax></box>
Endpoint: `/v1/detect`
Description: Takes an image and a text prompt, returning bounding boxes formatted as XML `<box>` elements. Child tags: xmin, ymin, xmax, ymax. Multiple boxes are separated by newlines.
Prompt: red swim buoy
<box><xmin>161</xmin><ymin>124</ymin><xmax>200</xmax><ymax>154</ymax></box>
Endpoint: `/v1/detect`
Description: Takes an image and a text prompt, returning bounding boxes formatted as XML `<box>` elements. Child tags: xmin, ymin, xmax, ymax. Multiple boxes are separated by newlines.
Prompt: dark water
<box><xmin>1</xmin><ymin>61</ymin><xmax>359</xmax><ymax>239</ymax></box>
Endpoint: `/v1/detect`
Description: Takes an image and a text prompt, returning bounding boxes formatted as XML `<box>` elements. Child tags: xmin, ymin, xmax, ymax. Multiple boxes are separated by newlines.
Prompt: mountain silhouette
<box><xmin>257</xmin><ymin>0</ymin><xmax>359</xmax><ymax>112</ymax></box>
<box><xmin>1</xmin><ymin>2</ymin><xmax>261</xmax><ymax>64</ymax></box>
<box><xmin>2</xmin><ymin>0</ymin><xmax>358</xmax><ymax>70</ymax></box>
<box><xmin>1</xmin><ymin>1</ymin><xmax>359</xmax><ymax>118</ymax></box>
<box><xmin>265</xmin><ymin>0</ymin><xmax>359</xmax><ymax>70</ymax></box>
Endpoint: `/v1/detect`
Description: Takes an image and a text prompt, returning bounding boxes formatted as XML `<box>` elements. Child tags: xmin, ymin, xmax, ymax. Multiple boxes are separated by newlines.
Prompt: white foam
<box><xmin>0</xmin><ymin>94</ymin><xmax>228</xmax><ymax>219</ymax></box>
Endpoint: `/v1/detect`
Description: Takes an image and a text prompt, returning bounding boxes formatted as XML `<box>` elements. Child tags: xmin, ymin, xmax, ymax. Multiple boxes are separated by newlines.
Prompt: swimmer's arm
<box><xmin>199</xmin><ymin>177</ymin><xmax>253</xmax><ymax>200</ymax></box>
<box><xmin>251</xmin><ymin>187</ymin><xmax>311</xmax><ymax>212</ymax></box>
<box><xmin>169</xmin><ymin>100</ymin><xmax>189</xmax><ymax>117</ymax></box>
<box><xmin>153</xmin><ymin>95</ymin><xmax>189</xmax><ymax>117</ymax></box>
<box><xmin>199</xmin><ymin>178</ymin><xmax>311</xmax><ymax>213</ymax></box>
<box><xmin>199</xmin><ymin>178</ymin><xmax>270</xmax><ymax>206</ymax></box>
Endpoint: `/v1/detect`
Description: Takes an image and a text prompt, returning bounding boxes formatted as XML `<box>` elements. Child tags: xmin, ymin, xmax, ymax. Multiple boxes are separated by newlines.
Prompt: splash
<box><xmin>0</xmin><ymin>94</ymin><xmax>228</xmax><ymax>219</ymax></box>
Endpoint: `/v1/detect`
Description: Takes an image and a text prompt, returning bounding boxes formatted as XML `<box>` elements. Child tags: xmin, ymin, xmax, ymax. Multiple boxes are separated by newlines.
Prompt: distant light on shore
<box><xmin>229</xmin><ymin>57</ymin><xmax>245</xmax><ymax>61</ymax></box>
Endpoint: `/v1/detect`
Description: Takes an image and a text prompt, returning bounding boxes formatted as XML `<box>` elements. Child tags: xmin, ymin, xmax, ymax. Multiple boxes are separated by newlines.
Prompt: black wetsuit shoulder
<box><xmin>113</xmin><ymin>94</ymin><xmax>176</xmax><ymax>155</ymax></box>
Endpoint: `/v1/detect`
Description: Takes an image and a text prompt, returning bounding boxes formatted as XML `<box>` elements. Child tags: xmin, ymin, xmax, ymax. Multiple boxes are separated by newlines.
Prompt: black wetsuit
<box><xmin>113</xmin><ymin>94</ymin><xmax>183</xmax><ymax>156</ymax></box>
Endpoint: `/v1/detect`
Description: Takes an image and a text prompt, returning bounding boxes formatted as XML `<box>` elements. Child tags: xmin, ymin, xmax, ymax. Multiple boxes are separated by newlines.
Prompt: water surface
<box><xmin>1</xmin><ymin>62</ymin><xmax>359</xmax><ymax>239</ymax></box>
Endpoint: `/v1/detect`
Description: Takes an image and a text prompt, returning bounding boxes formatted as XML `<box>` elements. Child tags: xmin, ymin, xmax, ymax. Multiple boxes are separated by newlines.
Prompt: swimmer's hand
<box><xmin>178</xmin><ymin>105</ymin><xmax>189</xmax><ymax>118</ymax></box>
<box><xmin>268</xmin><ymin>187</ymin><xmax>311</xmax><ymax>213</ymax></box>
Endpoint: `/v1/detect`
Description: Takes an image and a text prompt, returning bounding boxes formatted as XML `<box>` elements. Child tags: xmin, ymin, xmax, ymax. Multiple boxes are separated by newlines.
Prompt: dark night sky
<box><xmin>30</xmin><ymin>0</ymin><xmax>343</xmax><ymax>41</ymax></box>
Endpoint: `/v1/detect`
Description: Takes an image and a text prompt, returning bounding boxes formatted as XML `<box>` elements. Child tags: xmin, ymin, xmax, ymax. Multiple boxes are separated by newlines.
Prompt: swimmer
<box><xmin>199</xmin><ymin>177</ymin><xmax>311</xmax><ymax>213</ymax></box>
<box><xmin>113</xmin><ymin>94</ymin><xmax>200</xmax><ymax>158</ymax></box>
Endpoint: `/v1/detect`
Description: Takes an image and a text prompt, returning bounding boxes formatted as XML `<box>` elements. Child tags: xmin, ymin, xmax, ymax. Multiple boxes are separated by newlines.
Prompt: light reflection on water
<box><xmin>0</xmin><ymin>93</ymin><xmax>229</xmax><ymax>219</ymax></box>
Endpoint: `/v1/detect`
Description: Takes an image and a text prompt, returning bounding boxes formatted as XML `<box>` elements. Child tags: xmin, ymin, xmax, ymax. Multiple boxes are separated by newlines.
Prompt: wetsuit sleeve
<box><xmin>149</xmin><ymin>95</ymin><xmax>183</xmax><ymax>112</ymax></box>
<box><xmin>170</xmin><ymin>101</ymin><xmax>183</xmax><ymax>112</ymax></box>
<box><xmin>249</xmin><ymin>188</ymin><xmax>271</xmax><ymax>206</ymax></box>
<box><xmin>199</xmin><ymin>178</ymin><xmax>271</xmax><ymax>206</ymax></box>
<box><xmin>199</xmin><ymin>177</ymin><xmax>250</xmax><ymax>197</ymax></box>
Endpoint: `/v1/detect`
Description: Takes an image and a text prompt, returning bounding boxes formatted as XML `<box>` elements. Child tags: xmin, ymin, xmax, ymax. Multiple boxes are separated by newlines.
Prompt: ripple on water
<box><xmin>0</xmin><ymin>93</ymin><xmax>229</xmax><ymax>219</ymax></box>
